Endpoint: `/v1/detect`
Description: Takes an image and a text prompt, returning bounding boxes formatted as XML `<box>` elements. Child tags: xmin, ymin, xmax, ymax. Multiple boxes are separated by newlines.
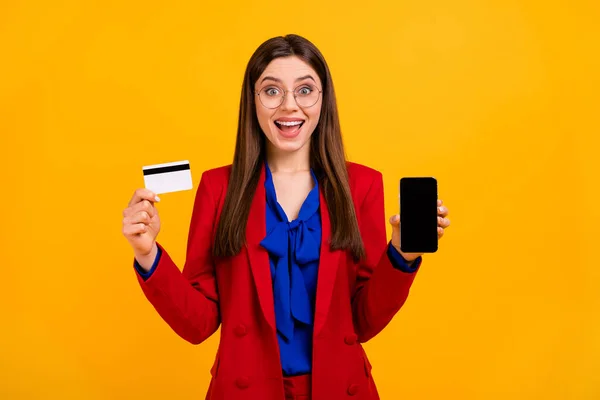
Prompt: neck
<box><xmin>266</xmin><ymin>144</ymin><xmax>311</xmax><ymax>173</ymax></box>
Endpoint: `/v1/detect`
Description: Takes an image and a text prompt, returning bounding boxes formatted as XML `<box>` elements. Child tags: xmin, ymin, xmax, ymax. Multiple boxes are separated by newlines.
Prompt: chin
<box><xmin>272</xmin><ymin>138</ymin><xmax>309</xmax><ymax>153</ymax></box>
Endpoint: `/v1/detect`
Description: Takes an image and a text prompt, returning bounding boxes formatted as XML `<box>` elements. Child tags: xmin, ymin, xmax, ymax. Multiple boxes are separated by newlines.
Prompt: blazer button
<box><xmin>347</xmin><ymin>383</ymin><xmax>360</xmax><ymax>396</ymax></box>
<box><xmin>344</xmin><ymin>333</ymin><xmax>357</xmax><ymax>345</ymax></box>
<box><xmin>235</xmin><ymin>376</ymin><xmax>251</xmax><ymax>389</ymax></box>
<box><xmin>234</xmin><ymin>324</ymin><xmax>247</xmax><ymax>337</ymax></box>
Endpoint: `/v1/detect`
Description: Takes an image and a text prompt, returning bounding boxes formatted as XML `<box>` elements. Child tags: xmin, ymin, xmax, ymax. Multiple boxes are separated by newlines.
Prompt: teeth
<box><xmin>276</xmin><ymin>120</ymin><xmax>303</xmax><ymax>126</ymax></box>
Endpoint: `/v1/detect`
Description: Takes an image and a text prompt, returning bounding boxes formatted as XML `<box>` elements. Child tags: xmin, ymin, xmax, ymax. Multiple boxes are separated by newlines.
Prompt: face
<box><xmin>254</xmin><ymin>56</ymin><xmax>323</xmax><ymax>155</ymax></box>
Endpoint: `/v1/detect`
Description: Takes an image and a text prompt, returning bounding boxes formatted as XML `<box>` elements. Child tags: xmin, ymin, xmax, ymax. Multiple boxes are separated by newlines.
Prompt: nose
<box><xmin>280</xmin><ymin>90</ymin><xmax>299</xmax><ymax>111</ymax></box>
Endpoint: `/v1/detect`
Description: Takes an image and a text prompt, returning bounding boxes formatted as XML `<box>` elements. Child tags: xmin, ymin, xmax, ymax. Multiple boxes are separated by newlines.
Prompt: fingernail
<box><xmin>155</xmin><ymin>196</ymin><xmax>161</xmax><ymax>202</ymax></box>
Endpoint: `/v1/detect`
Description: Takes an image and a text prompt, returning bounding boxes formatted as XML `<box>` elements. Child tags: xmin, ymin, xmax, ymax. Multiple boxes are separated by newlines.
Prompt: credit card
<box><xmin>142</xmin><ymin>160</ymin><xmax>193</xmax><ymax>194</ymax></box>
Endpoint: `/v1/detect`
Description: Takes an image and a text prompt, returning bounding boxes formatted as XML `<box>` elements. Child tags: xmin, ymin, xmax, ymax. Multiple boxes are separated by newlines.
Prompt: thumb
<box><xmin>389</xmin><ymin>214</ymin><xmax>401</xmax><ymax>249</ymax></box>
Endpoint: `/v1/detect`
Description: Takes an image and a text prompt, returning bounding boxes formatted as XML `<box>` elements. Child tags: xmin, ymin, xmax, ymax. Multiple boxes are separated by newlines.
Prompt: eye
<box><xmin>296</xmin><ymin>86</ymin><xmax>313</xmax><ymax>96</ymax></box>
<box><xmin>264</xmin><ymin>87</ymin><xmax>281</xmax><ymax>96</ymax></box>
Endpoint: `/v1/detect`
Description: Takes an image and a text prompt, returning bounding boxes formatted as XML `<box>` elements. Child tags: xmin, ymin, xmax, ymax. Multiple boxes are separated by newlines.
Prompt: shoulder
<box><xmin>346</xmin><ymin>162</ymin><xmax>383</xmax><ymax>206</ymax></box>
<box><xmin>346</xmin><ymin>162</ymin><xmax>382</xmax><ymax>190</ymax></box>
<box><xmin>201</xmin><ymin>164</ymin><xmax>232</xmax><ymax>184</ymax></box>
<box><xmin>195</xmin><ymin>164</ymin><xmax>232</xmax><ymax>203</ymax></box>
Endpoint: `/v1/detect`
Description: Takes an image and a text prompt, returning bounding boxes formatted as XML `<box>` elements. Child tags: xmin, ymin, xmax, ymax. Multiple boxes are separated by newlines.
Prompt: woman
<box><xmin>122</xmin><ymin>34</ymin><xmax>451</xmax><ymax>400</ymax></box>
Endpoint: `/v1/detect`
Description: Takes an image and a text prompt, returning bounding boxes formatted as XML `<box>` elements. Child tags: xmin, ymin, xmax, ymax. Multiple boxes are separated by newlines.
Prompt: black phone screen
<box><xmin>400</xmin><ymin>177</ymin><xmax>438</xmax><ymax>253</ymax></box>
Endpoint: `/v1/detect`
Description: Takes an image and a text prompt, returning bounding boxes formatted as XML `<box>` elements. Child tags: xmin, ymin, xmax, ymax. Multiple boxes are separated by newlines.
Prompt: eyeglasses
<box><xmin>255</xmin><ymin>84</ymin><xmax>322</xmax><ymax>109</ymax></box>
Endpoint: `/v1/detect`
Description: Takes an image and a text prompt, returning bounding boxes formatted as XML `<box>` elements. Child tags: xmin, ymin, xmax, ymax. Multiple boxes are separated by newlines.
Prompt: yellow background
<box><xmin>1</xmin><ymin>0</ymin><xmax>598</xmax><ymax>399</ymax></box>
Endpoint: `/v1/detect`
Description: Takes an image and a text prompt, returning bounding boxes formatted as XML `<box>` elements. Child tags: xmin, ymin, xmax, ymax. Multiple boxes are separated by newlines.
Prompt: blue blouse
<box><xmin>259</xmin><ymin>163</ymin><xmax>321</xmax><ymax>376</ymax></box>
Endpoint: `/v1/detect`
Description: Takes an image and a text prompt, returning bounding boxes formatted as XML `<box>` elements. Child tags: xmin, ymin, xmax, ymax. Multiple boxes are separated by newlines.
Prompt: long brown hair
<box><xmin>213</xmin><ymin>34</ymin><xmax>365</xmax><ymax>261</ymax></box>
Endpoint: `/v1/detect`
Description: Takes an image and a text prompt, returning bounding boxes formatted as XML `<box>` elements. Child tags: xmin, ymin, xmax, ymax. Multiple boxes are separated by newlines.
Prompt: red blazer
<box><xmin>136</xmin><ymin>162</ymin><xmax>419</xmax><ymax>400</ymax></box>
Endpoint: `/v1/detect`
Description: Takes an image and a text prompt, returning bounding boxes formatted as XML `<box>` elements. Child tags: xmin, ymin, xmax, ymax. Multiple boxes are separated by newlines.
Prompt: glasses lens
<box><xmin>258</xmin><ymin>87</ymin><xmax>284</xmax><ymax>108</ymax></box>
<box><xmin>295</xmin><ymin>84</ymin><xmax>320</xmax><ymax>107</ymax></box>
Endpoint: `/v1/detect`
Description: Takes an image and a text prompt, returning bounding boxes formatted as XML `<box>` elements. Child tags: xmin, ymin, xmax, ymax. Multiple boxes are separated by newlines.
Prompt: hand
<box><xmin>122</xmin><ymin>189</ymin><xmax>162</xmax><ymax>257</ymax></box>
<box><xmin>390</xmin><ymin>199</ymin><xmax>451</xmax><ymax>262</ymax></box>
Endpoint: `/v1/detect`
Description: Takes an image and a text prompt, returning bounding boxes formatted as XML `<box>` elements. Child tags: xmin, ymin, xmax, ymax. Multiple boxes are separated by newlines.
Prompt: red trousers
<box><xmin>283</xmin><ymin>374</ymin><xmax>311</xmax><ymax>400</ymax></box>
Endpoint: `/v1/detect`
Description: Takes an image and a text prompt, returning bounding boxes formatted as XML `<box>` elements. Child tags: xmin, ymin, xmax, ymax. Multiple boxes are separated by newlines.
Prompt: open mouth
<box><xmin>274</xmin><ymin>120</ymin><xmax>305</xmax><ymax>136</ymax></box>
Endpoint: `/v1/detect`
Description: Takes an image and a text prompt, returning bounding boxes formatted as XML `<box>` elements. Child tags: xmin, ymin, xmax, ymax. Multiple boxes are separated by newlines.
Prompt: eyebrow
<box><xmin>260</xmin><ymin>75</ymin><xmax>316</xmax><ymax>85</ymax></box>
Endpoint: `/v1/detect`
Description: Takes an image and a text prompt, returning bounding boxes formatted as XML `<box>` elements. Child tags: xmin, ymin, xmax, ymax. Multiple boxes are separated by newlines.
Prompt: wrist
<box><xmin>135</xmin><ymin>243</ymin><xmax>158</xmax><ymax>272</ymax></box>
<box><xmin>392</xmin><ymin>244</ymin><xmax>420</xmax><ymax>262</ymax></box>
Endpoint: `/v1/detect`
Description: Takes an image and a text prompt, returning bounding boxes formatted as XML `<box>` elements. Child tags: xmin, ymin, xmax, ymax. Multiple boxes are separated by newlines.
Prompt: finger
<box><xmin>124</xmin><ymin>200</ymin><xmax>157</xmax><ymax>218</ymax></box>
<box><xmin>438</xmin><ymin>227</ymin><xmax>444</xmax><ymax>238</ymax></box>
<box><xmin>123</xmin><ymin>223</ymin><xmax>147</xmax><ymax>236</ymax></box>
<box><xmin>125</xmin><ymin>211</ymin><xmax>152</xmax><ymax>226</ymax></box>
<box><xmin>134</xmin><ymin>200</ymin><xmax>157</xmax><ymax>218</ymax></box>
<box><xmin>389</xmin><ymin>214</ymin><xmax>400</xmax><ymax>226</ymax></box>
<box><xmin>438</xmin><ymin>216</ymin><xmax>451</xmax><ymax>228</ymax></box>
<box><xmin>437</xmin><ymin>199</ymin><xmax>443</xmax><ymax>207</ymax></box>
<box><xmin>437</xmin><ymin>206</ymin><xmax>449</xmax><ymax>217</ymax></box>
<box><xmin>128</xmin><ymin>188</ymin><xmax>160</xmax><ymax>208</ymax></box>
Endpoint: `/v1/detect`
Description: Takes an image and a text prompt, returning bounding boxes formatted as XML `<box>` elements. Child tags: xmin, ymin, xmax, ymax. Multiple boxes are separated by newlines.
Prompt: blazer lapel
<box><xmin>246</xmin><ymin>165</ymin><xmax>276</xmax><ymax>332</ymax></box>
<box><xmin>314</xmin><ymin>185</ymin><xmax>341</xmax><ymax>337</ymax></box>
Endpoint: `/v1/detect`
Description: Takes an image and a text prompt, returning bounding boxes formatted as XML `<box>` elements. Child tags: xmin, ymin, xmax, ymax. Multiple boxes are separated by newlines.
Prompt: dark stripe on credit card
<box><xmin>143</xmin><ymin>163</ymin><xmax>190</xmax><ymax>176</ymax></box>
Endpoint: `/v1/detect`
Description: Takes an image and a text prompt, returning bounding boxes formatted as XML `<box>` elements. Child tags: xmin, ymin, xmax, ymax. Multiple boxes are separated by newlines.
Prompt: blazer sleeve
<box><xmin>134</xmin><ymin>171</ymin><xmax>220</xmax><ymax>345</ymax></box>
<box><xmin>351</xmin><ymin>171</ymin><xmax>419</xmax><ymax>343</ymax></box>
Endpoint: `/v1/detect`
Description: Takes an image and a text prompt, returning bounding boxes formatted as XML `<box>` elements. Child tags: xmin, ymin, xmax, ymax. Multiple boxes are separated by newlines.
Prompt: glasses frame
<box><xmin>254</xmin><ymin>84</ymin><xmax>323</xmax><ymax>109</ymax></box>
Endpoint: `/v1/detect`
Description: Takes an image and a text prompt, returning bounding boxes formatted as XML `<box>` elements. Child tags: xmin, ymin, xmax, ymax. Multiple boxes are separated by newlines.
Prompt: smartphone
<box><xmin>399</xmin><ymin>177</ymin><xmax>438</xmax><ymax>253</ymax></box>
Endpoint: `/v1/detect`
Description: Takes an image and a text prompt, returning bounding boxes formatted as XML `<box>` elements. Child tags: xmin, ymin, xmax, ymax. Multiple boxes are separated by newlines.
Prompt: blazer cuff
<box><xmin>387</xmin><ymin>243</ymin><xmax>421</xmax><ymax>273</ymax></box>
<box><xmin>134</xmin><ymin>245</ymin><xmax>162</xmax><ymax>280</ymax></box>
